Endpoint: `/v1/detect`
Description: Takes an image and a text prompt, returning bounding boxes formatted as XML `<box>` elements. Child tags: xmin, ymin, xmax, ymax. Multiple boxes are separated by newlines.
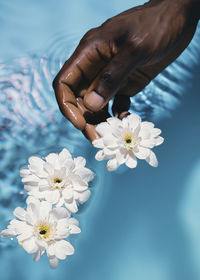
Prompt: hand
<box><xmin>53</xmin><ymin>0</ymin><xmax>199</xmax><ymax>142</ymax></box>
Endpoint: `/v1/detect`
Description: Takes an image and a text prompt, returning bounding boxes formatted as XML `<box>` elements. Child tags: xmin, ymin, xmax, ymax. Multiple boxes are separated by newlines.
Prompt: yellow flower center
<box><xmin>124</xmin><ymin>134</ymin><xmax>137</xmax><ymax>151</ymax></box>
<box><xmin>125</xmin><ymin>135</ymin><xmax>132</xmax><ymax>144</ymax></box>
<box><xmin>52</xmin><ymin>177</ymin><xmax>66</xmax><ymax>190</ymax></box>
<box><xmin>54</xmin><ymin>178</ymin><xmax>62</xmax><ymax>184</ymax></box>
<box><xmin>34</xmin><ymin>222</ymin><xmax>53</xmax><ymax>241</ymax></box>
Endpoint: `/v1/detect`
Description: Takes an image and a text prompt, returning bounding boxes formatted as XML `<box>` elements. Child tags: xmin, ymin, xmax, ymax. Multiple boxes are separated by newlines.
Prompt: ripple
<box><xmin>0</xmin><ymin>24</ymin><xmax>200</xmax><ymax>252</ymax></box>
<box><xmin>42</xmin><ymin>31</ymin><xmax>82</xmax><ymax>76</ymax></box>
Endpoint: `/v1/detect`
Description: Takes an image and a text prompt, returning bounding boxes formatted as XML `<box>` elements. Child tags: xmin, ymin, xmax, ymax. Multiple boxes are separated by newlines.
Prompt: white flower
<box><xmin>92</xmin><ymin>114</ymin><xmax>164</xmax><ymax>171</ymax></box>
<box><xmin>0</xmin><ymin>197</ymin><xmax>81</xmax><ymax>269</ymax></box>
<box><xmin>20</xmin><ymin>148</ymin><xmax>94</xmax><ymax>213</ymax></box>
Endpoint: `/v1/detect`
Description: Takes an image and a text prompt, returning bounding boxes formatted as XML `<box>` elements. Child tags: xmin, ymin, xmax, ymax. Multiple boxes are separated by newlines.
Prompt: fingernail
<box><xmin>84</xmin><ymin>91</ymin><xmax>105</xmax><ymax>112</ymax></box>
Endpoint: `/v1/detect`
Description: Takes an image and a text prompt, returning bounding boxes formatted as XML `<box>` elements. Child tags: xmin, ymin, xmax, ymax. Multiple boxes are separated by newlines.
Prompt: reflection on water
<box><xmin>0</xmin><ymin>6</ymin><xmax>200</xmax><ymax>280</ymax></box>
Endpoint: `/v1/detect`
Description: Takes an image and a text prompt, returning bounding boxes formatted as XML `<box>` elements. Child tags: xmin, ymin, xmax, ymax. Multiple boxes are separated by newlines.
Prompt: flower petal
<box><xmin>92</xmin><ymin>138</ymin><xmax>104</xmax><ymax>149</ymax></box>
<box><xmin>17</xmin><ymin>228</ymin><xmax>33</xmax><ymax>242</ymax></box>
<box><xmin>69</xmin><ymin>224</ymin><xmax>81</xmax><ymax>234</ymax></box>
<box><xmin>152</xmin><ymin>128</ymin><xmax>161</xmax><ymax>137</ymax></box>
<box><xmin>59</xmin><ymin>148</ymin><xmax>72</xmax><ymax>163</ymax></box>
<box><xmin>116</xmin><ymin>149</ymin><xmax>127</xmax><ymax>165</ymax></box>
<box><xmin>62</xmin><ymin>188</ymin><xmax>73</xmax><ymax>202</ymax></box>
<box><xmin>73</xmin><ymin>184</ymin><xmax>88</xmax><ymax>192</ymax></box>
<box><xmin>95</xmin><ymin>150</ymin><xmax>106</xmax><ymax>161</ymax></box>
<box><xmin>20</xmin><ymin>169</ymin><xmax>30</xmax><ymax>177</ymax></box>
<box><xmin>45</xmin><ymin>153</ymin><xmax>60</xmax><ymax>169</ymax></box>
<box><xmin>106</xmin><ymin>117</ymin><xmax>122</xmax><ymax>127</ymax></box>
<box><xmin>125</xmin><ymin>154</ymin><xmax>137</xmax><ymax>168</ymax></box>
<box><xmin>139</xmin><ymin>127</ymin><xmax>151</xmax><ymax>139</ymax></box>
<box><xmin>74</xmin><ymin>156</ymin><xmax>86</xmax><ymax>168</ymax></box>
<box><xmin>146</xmin><ymin>150</ymin><xmax>158</xmax><ymax>167</ymax></box>
<box><xmin>48</xmin><ymin>256</ymin><xmax>59</xmax><ymax>269</ymax></box>
<box><xmin>47</xmin><ymin>243</ymin><xmax>55</xmax><ymax>257</ymax></box>
<box><xmin>103</xmin><ymin>147</ymin><xmax>116</xmax><ymax>156</ymax></box>
<box><xmin>38</xmin><ymin>179</ymin><xmax>49</xmax><ymax>191</ymax></box>
<box><xmin>38</xmin><ymin>201</ymin><xmax>52</xmax><ymax>220</ymax></box>
<box><xmin>44</xmin><ymin>190</ymin><xmax>60</xmax><ymax>204</ymax></box>
<box><xmin>28</xmin><ymin>156</ymin><xmax>47</xmax><ymax>177</ymax></box>
<box><xmin>26</xmin><ymin>197</ymin><xmax>40</xmax><ymax>222</ymax></box>
<box><xmin>141</xmin><ymin>121</ymin><xmax>154</xmax><ymax>129</ymax></box>
<box><xmin>51</xmin><ymin>207</ymin><xmax>70</xmax><ymax>220</ymax></box>
<box><xmin>69</xmin><ymin>218</ymin><xmax>79</xmax><ymax>226</ymax></box>
<box><xmin>65</xmin><ymin>200</ymin><xmax>78</xmax><ymax>213</ymax></box>
<box><xmin>21</xmin><ymin>237</ymin><xmax>38</xmax><ymax>254</ymax></box>
<box><xmin>54</xmin><ymin>240</ymin><xmax>74</xmax><ymax>259</ymax></box>
<box><xmin>134</xmin><ymin>146</ymin><xmax>150</xmax><ymax>159</ymax></box>
<box><xmin>96</xmin><ymin>122</ymin><xmax>110</xmax><ymax>136</ymax></box>
<box><xmin>21</xmin><ymin>175</ymin><xmax>39</xmax><ymax>185</ymax></box>
<box><xmin>43</xmin><ymin>162</ymin><xmax>54</xmax><ymax>175</ymax></box>
<box><xmin>106</xmin><ymin>158</ymin><xmax>119</xmax><ymax>171</ymax></box>
<box><xmin>28</xmin><ymin>156</ymin><xmax>44</xmax><ymax>166</ymax></box>
<box><xmin>155</xmin><ymin>136</ymin><xmax>164</xmax><ymax>146</ymax></box>
<box><xmin>33</xmin><ymin>250</ymin><xmax>42</xmax><ymax>262</ymax></box>
<box><xmin>75</xmin><ymin>167</ymin><xmax>94</xmax><ymax>183</ymax></box>
<box><xmin>103</xmin><ymin>136</ymin><xmax>118</xmax><ymax>148</ymax></box>
<box><xmin>140</xmin><ymin>138</ymin><xmax>155</xmax><ymax>148</ymax></box>
<box><xmin>126</xmin><ymin>113</ymin><xmax>141</xmax><ymax>130</ymax></box>
<box><xmin>78</xmin><ymin>190</ymin><xmax>91</xmax><ymax>203</ymax></box>
<box><xmin>13</xmin><ymin>207</ymin><xmax>26</xmax><ymax>221</ymax></box>
<box><xmin>24</xmin><ymin>184</ymin><xmax>34</xmax><ymax>192</ymax></box>
<box><xmin>64</xmin><ymin>159</ymin><xmax>75</xmax><ymax>171</ymax></box>
<box><xmin>0</xmin><ymin>228</ymin><xmax>16</xmax><ymax>238</ymax></box>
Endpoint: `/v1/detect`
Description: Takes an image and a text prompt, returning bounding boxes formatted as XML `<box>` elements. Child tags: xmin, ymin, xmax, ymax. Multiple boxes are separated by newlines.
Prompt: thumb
<box><xmin>83</xmin><ymin>47</ymin><xmax>142</xmax><ymax>112</ymax></box>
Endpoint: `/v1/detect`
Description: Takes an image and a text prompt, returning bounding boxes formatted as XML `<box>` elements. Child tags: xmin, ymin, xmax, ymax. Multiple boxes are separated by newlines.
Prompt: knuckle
<box><xmin>101</xmin><ymin>17</ymin><xmax>113</xmax><ymax>28</ymax></box>
<box><xmin>126</xmin><ymin>37</ymin><xmax>152</xmax><ymax>62</ymax></box>
<box><xmin>97</xmin><ymin>72</ymin><xmax>118</xmax><ymax>96</ymax></box>
<box><xmin>52</xmin><ymin>70</ymin><xmax>66</xmax><ymax>90</ymax></box>
<box><xmin>79</xmin><ymin>27</ymin><xmax>99</xmax><ymax>45</ymax></box>
<box><xmin>100</xmin><ymin>72</ymin><xmax>113</xmax><ymax>87</ymax></box>
<box><xmin>52</xmin><ymin>74</ymin><xmax>60</xmax><ymax>90</ymax></box>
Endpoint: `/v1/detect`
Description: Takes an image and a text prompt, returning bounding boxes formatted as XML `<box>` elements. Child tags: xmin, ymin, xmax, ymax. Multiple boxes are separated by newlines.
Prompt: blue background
<box><xmin>0</xmin><ymin>1</ymin><xmax>200</xmax><ymax>280</ymax></box>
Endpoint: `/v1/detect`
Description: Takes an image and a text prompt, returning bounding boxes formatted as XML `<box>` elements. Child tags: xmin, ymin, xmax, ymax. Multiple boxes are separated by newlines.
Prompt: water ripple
<box><xmin>0</xmin><ymin>24</ymin><xmax>200</xmax><ymax>249</ymax></box>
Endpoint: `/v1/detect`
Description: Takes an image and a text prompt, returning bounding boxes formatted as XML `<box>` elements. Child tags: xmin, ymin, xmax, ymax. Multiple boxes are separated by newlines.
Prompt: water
<box><xmin>0</xmin><ymin>1</ymin><xmax>200</xmax><ymax>279</ymax></box>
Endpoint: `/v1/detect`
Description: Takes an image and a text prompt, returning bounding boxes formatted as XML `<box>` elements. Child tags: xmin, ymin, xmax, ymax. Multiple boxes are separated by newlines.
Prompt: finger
<box><xmin>82</xmin><ymin>124</ymin><xmax>101</xmax><ymax>142</ymax></box>
<box><xmin>112</xmin><ymin>95</ymin><xmax>131</xmax><ymax>117</ymax></box>
<box><xmin>83</xmin><ymin>46</ymin><xmax>144</xmax><ymax>112</ymax></box>
<box><xmin>54</xmin><ymin>31</ymin><xmax>114</xmax><ymax>95</ymax></box>
<box><xmin>77</xmin><ymin>97</ymin><xmax>111</xmax><ymax>142</ymax></box>
<box><xmin>53</xmin><ymin>30</ymin><xmax>113</xmax><ymax>130</ymax></box>
<box><xmin>116</xmin><ymin>68</ymin><xmax>152</xmax><ymax>97</ymax></box>
<box><xmin>53</xmin><ymin>81</ymin><xmax>86</xmax><ymax>130</ymax></box>
<box><xmin>77</xmin><ymin>98</ymin><xmax>111</xmax><ymax>125</ymax></box>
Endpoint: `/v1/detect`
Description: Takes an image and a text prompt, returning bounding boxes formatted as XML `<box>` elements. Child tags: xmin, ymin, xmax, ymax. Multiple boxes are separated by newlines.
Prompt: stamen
<box><xmin>54</xmin><ymin>178</ymin><xmax>62</xmax><ymax>184</ymax></box>
<box><xmin>126</xmin><ymin>138</ymin><xmax>132</xmax><ymax>144</ymax></box>
<box><xmin>124</xmin><ymin>135</ymin><xmax>132</xmax><ymax>144</ymax></box>
<box><xmin>124</xmin><ymin>134</ymin><xmax>137</xmax><ymax>151</ymax></box>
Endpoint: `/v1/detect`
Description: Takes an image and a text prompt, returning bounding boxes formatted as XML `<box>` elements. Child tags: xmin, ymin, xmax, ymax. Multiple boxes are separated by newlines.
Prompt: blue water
<box><xmin>0</xmin><ymin>1</ymin><xmax>200</xmax><ymax>279</ymax></box>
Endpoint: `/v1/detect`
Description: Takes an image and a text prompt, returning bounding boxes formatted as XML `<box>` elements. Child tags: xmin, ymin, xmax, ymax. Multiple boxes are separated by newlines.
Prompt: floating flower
<box><xmin>20</xmin><ymin>148</ymin><xmax>94</xmax><ymax>213</ymax></box>
<box><xmin>92</xmin><ymin>114</ymin><xmax>164</xmax><ymax>171</ymax></box>
<box><xmin>0</xmin><ymin>197</ymin><xmax>81</xmax><ymax>268</ymax></box>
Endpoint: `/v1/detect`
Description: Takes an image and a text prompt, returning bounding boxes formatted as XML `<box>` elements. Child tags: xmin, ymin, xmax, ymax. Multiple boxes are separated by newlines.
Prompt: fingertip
<box><xmin>84</xmin><ymin>91</ymin><xmax>105</xmax><ymax>112</ymax></box>
<box><xmin>82</xmin><ymin>123</ymin><xmax>101</xmax><ymax>143</ymax></box>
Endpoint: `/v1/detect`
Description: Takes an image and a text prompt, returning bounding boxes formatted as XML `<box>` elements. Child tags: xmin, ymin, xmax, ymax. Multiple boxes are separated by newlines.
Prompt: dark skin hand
<box><xmin>53</xmin><ymin>0</ymin><xmax>200</xmax><ymax>142</ymax></box>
